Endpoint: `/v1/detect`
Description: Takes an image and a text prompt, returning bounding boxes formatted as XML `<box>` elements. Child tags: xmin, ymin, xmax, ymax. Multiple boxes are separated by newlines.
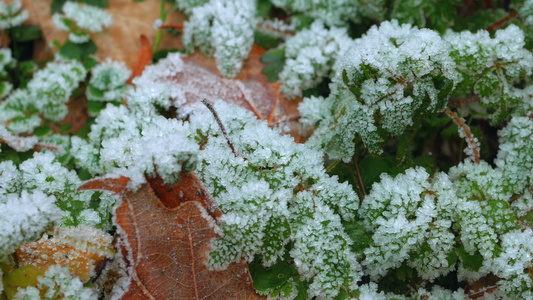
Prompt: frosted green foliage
<box><xmin>519</xmin><ymin>0</ymin><xmax>533</xmax><ymax>27</ymax></box>
<box><xmin>417</xmin><ymin>286</ymin><xmax>466</xmax><ymax>300</ymax></box>
<box><xmin>494</xmin><ymin>115</ymin><xmax>533</xmax><ymax>194</ymax></box>
<box><xmin>53</xmin><ymin>2</ymin><xmax>112</xmax><ymax>43</ymax></box>
<box><xmin>448</xmin><ymin>161</ymin><xmax>510</xmax><ymax>202</ymax></box>
<box><xmin>270</xmin><ymin>0</ymin><xmax>362</xmax><ymax>27</ymax></box>
<box><xmin>0</xmin><ymin>189</ymin><xmax>61</xmax><ymax>257</ymax></box>
<box><xmin>0</xmin><ymin>0</ymin><xmax>28</xmax><ymax>29</ymax></box>
<box><xmin>22</xmin><ymin>59</ymin><xmax>86</xmax><ymax>122</ymax></box>
<box><xmin>188</xmin><ymin>102</ymin><xmax>360</xmax><ymax>298</ymax></box>
<box><xmin>279</xmin><ymin>21</ymin><xmax>353</xmax><ymax>99</ymax></box>
<box><xmin>0</xmin><ymin>124</ymin><xmax>38</xmax><ymax>151</ymax></box>
<box><xmin>182</xmin><ymin>0</ymin><xmax>257</xmax><ymax>77</ymax></box>
<box><xmin>174</xmin><ymin>0</ymin><xmax>209</xmax><ymax>14</ymax></box>
<box><xmin>301</xmin><ymin>20</ymin><xmax>457</xmax><ymax>159</ymax></box>
<box><xmin>0</xmin><ymin>90</ymin><xmax>41</xmax><ymax>134</ymax></box>
<box><xmin>14</xmin><ymin>264</ymin><xmax>97</xmax><ymax>299</ymax></box>
<box><xmin>86</xmin><ymin>59</ymin><xmax>131</xmax><ymax>103</ymax></box>
<box><xmin>444</xmin><ymin>25</ymin><xmax>533</xmax><ymax>123</ymax></box>
<box><xmin>0</xmin><ymin>48</ymin><xmax>14</xmax><ymax>98</ymax></box>
<box><xmin>71</xmin><ymin>105</ymin><xmax>198</xmax><ymax>188</ymax></box>
<box><xmin>359</xmin><ymin>168</ymin><xmax>458</xmax><ymax>280</ymax></box>
<box><xmin>511</xmin><ymin>187</ymin><xmax>533</xmax><ymax>217</ymax></box>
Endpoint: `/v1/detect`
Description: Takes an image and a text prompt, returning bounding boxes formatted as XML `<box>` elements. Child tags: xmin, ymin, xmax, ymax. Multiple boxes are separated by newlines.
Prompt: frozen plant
<box><xmin>444</xmin><ymin>25</ymin><xmax>533</xmax><ymax>123</ymax></box>
<box><xmin>279</xmin><ymin>21</ymin><xmax>354</xmax><ymax>99</ymax></box>
<box><xmin>0</xmin><ymin>58</ymin><xmax>86</xmax><ymax>133</ymax></box>
<box><xmin>0</xmin><ymin>0</ymin><xmax>28</xmax><ymax>29</ymax></box>
<box><xmin>53</xmin><ymin>2</ymin><xmax>112</xmax><ymax>43</ymax></box>
<box><xmin>182</xmin><ymin>0</ymin><xmax>257</xmax><ymax>77</ymax></box>
<box><xmin>0</xmin><ymin>48</ymin><xmax>14</xmax><ymax>98</ymax></box>
<box><xmin>300</xmin><ymin>20</ymin><xmax>458</xmax><ymax>159</ymax></box>
<box><xmin>13</xmin><ymin>264</ymin><xmax>97</xmax><ymax>299</ymax></box>
<box><xmin>86</xmin><ymin>59</ymin><xmax>131</xmax><ymax>104</ymax></box>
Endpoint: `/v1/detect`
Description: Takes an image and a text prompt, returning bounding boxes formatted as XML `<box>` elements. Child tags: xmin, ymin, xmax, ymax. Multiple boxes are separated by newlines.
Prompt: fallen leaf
<box><xmin>19</xmin><ymin>0</ymin><xmax>185</xmax><ymax>69</ymax></box>
<box><xmin>128</xmin><ymin>34</ymin><xmax>152</xmax><ymax>84</ymax></box>
<box><xmin>15</xmin><ymin>227</ymin><xmax>114</xmax><ymax>282</ymax></box>
<box><xmin>79</xmin><ymin>174</ymin><xmax>263</xmax><ymax>299</ymax></box>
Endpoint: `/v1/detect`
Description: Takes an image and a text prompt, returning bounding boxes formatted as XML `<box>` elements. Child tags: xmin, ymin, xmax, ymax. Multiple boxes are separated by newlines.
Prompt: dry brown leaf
<box><xmin>79</xmin><ymin>174</ymin><xmax>264</xmax><ymax>300</ymax></box>
<box><xmin>128</xmin><ymin>34</ymin><xmax>152</xmax><ymax>84</ymax></box>
<box><xmin>19</xmin><ymin>0</ymin><xmax>185</xmax><ymax>69</ymax></box>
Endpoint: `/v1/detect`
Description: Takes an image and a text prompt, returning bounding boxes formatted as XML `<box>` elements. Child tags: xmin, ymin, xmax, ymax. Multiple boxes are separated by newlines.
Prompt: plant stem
<box><xmin>152</xmin><ymin>1</ymin><xmax>180</xmax><ymax>54</ymax></box>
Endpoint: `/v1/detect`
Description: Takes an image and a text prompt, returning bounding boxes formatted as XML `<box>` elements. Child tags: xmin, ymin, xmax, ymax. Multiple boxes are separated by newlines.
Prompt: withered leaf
<box><xmin>79</xmin><ymin>174</ymin><xmax>263</xmax><ymax>300</ymax></box>
<box><xmin>128</xmin><ymin>34</ymin><xmax>152</xmax><ymax>84</ymax></box>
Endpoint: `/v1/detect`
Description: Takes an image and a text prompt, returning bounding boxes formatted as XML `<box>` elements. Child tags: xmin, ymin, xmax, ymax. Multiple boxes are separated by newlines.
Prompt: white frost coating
<box><xmin>302</xmin><ymin>20</ymin><xmax>458</xmax><ymax>159</ymax></box>
<box><xmin>0</xmin><ymin>190</ymin><xmax>61</xmax><ymax>257</ymax></box>
<box><xmin>189</xmin><ymin>101</ymin><xmax>360</xmax><ymax>298</ymax></box>
<box><xmin>0</xmin><ymin>124</ymin><xmax>38</xmax><ymax>151</ymax></box>
<box><xmin>14</xmin><ymin>264</ymin><xmax>97</xmax><ymax>299</ymax></box>
<box><xmin>183</xmin><ymin>0</ymin><xmax>257</xmax><ymax>77</ymax></box>
<box><xmin>0</xmin><ymin>0</ymin><xmax>28</xmax><ymax>29</ymax></box>
<box><xmin>270</xmin><ymin>0</ymin><xmax>367</xmax><ymax>26</ymax></box>
<box><xmin>56</xmin><ymin>2</ymin><xmax>112</xmax><ymax>32</ymax></box>
<box><xmin>492</xmin><ymin>228</ymin><xmax>533</xmax><ymax>279</ymax></box>
<box><xmin>520</xmin><ymin>0</ymin><xmax>533</xmax><ymax>26</ymax></box>
<box><xmin>87</xmin><ymin>59</ymin><xmax>131</xmax><ymax>102</ymax></box>
<box><xmin>360</xmin><ymin>168</ymin><xmax>460</xmax><ymax>280</ymax></box>
<box><xmin>279</xmin><ymin>21</ymin><xmax>354</xmax><ymax>99</ymax></box>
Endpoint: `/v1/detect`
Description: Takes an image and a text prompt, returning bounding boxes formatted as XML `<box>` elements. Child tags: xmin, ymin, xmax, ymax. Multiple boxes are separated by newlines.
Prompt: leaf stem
<box><xmin>152</xmin><ymin>1</ymin><xmax>180</xmax><ymax>54</ymax></box>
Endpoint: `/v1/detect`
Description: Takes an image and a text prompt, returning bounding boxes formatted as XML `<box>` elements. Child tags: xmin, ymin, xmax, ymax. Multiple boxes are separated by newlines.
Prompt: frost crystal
<box><xmin>279</xmin><ymin>21</ymin><xmax>353</xmax><ymax>99</ymax></box>
<box><xmin>183</xmin><ymin>0</ymin><xmax>257</xmax><ymax>77</ymax></box>
<box><xmin>188</xmin><ymin>102</ymin><xmax>360</xmax><ymax>298</ymax></box>
<box><xmin>301</xmin><ymin>20</ymin><xmax>457</xmax><ymax>159</ymax></box>
<box><xmin>55</xmin><ymin>2</ymin><xmax>112</xmax><ymax>33</ymax></box>
<box><xmin>86</xmin><ymin>59</ymin><xmax>131</xmax><ymax>103</ymax></box>
<box><xmin>0</xmin><ymin>0</ymin><xmax>28</xmax><ymax>29</ymax></box>
<box><xmin>14</xmin><ymin>264</ymin><xmax>97</xmax><ymax>299</ymax></box>
<box><xmin>444</xmin><ymin>25</ymin><xmax>533</xmax><ymax>123</ymax></box>
<box><xmin>270</xmin><ymin>0</ymin><xmax>361</xmax><ymax>27</ymax></box>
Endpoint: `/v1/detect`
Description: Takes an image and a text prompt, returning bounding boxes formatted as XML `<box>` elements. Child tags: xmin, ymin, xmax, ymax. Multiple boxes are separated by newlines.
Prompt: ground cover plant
<box><xmin>0</xmin><ymin>0</ymin><xmax>532</xmax><ymax>299</ymax></box>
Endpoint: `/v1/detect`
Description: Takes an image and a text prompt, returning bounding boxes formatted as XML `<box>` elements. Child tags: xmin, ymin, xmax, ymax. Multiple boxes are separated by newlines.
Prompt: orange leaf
<box><xmin>78</xmin><ymin>176</ymin><xmax>130</xmax><ymax>195</ymax></box>
<box><xmin>128</xmin><ymin>34</ymin><xmax>152</xmax><ymax>84</ymax></box>
<box><xmin>82</xmin><ymin>174</ymin><xmax>263</xmax><ymax>299</ymax></box>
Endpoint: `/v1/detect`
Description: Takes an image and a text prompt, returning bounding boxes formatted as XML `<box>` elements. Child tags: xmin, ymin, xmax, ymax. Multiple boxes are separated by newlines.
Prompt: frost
<box><xmin>0</xmin><ymin>190</ymin><xmax>61</xmax><ymax>257</ymax></box>
<box><xmin>444</xmin><ymin>25</ymin><xmax>533</xmax><ymax>123</ymax></box>
<box><xmin>14</xmin><ymin>264</ymin><xmax>97</xmax><ymax>299</ymax></box>
<box><xmin>187</xmin><ymin>101</ymin><xmax>360</xmax><ymax>298</ymax></box>
<box><xmin>0</xmin><ymin>0</ymin><xmax>28</xmax><ymax>29</ymax></box>
<box><xmin>279</xmin><ymin>21</ymin><xmax>354</xmax><ymax>99</ymax></box>
<box><xmin>301</xmin><ymin>20</ymin><xmax>457</xmax><ymax>159</ymax></box>
<box><xmin>270</xmin><ymin>0</ymin><xmax>363</xmax><ymax>27</ymax></box>
<box><xmin>520</xmin><ymin>0</ymin><xmax>533</xmax><ymax>27</ymax></box>
<box><xmin>86</xmin><ymin>59</ymin><xmax>131</xmax><ymax>103</ymax></box>
<box><xmin>183</xmin><ymin>0</ymin><xmax>257</xmax><ymax>77</ymax></box>
<box><xmin>54</xmin><ymin>2</ymin><xmax>112</xmax><ymax>33</ymax></box>
<box><xmin>0</xmin><ymin>124</ymin><xmax>38</xmax><ymax>151</ymax></box>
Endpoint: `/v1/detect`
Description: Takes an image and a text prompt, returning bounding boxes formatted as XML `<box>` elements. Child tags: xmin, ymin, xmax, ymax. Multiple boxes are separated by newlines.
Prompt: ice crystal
<box><xmin>444</xmin><ymin>25</ymin><xmax>533</xmax><ymax>123</ymax></box>
<box><xmin>270</xmin><ymin>0</ymin><xmax>362</xmax><ymax>27</ymax></box>
<box><xmin>188</xmin><ymin>102</ymin><xmax>360</xmax><ymax>298</ymax></box>
<box><xmin>301</xmin><ymin>20</ymin><xmax>457</xmax><ymax>159</ymax></box>
<box><xmin>0</xmin><ymin>0</ymin><xmax>28</xmax><ymax>29</ymax></box>
<box><xmin>520</xmin><ymin>0</ymin><xmax>533</xmax><ymax>27</ymax></box>
<box><xmin>279</xmin><ymin>21</ymin><xmax>353</xmax><ymax>99</ymax></box>
<box><xmin>0</xmin><ymin>48</ymin><xmax>14</xmax><ymax>98</ymax></box>
<box><xmin>54</xmin><ymin>2</ymin><xmax>112</xmax><ymax>33</ymax></box>
<box><xmin>14</xmin><ymin>264</ymin><xmax>97</xmax><ymax>299</ymax></box>
<box><xmin>182</xmin><ymin>0</ymin><xmax>257</xmax><ymax>77</ymax></box>
<box><xmin>359</xmin><ymin>168</ymin><xmax>458</xmax><ymax>279</ymax></box>
<box><xmin>86</xmin><ymin>59</ymin><xmax>131</xmax><ymax>103</ymax></box>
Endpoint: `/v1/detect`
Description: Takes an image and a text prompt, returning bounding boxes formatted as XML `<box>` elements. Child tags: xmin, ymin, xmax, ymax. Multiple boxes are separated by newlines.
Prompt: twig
<box><xmin>487</xmin><ymin>11</ymin><xmax>517</xmax><ymax>32</ymax></box>
<box><xmin>235</xmin><ymin>81</ymin><xmax>263</xmax><ymax>120</ymax></box>
<box><xmin>201</xmin><ymin>99</ymin><xmax>237</xmax><ymax>157</ymax></box>
<box><xmin>444</xmin><ymin>108</ymin><xmax>480</xmax><ymax>164</ymax></box>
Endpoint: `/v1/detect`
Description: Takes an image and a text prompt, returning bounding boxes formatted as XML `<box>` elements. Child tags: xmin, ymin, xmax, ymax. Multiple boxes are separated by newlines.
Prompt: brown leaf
<box><xmin>81</xmin><ymin>174</ymin><xmax>263</xmax><ymax>300</ymax></box>
<box><xmin>20</xmin><ymin>0</ymin><xmax>185</xmax><ymax>69</ymax></box>
<box><xmin>128</xmin><ymin>34</ymin><xmax>152</xmax><ymax>84</ymax></box>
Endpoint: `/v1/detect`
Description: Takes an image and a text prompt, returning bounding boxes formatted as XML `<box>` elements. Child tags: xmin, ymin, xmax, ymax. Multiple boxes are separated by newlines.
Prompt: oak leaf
<box><xmin>79</xmin><ymin>174</ymin><xmax>264</xmax><ymax>300</ymax></box>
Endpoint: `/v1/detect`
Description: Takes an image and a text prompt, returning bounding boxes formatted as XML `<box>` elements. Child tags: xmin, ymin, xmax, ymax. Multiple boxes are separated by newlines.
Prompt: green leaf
<box><xmin>456</xmin><ymin>245</ymin><xmax>483</xmax><ymax>271</ymax></box>
<box><xmin>260</xmin><ymin>48</ymin><xmax>286</xmax><ymax>83</ymax></box>
<box><xmin>59</xmin><ymin>124</ymin><xmax>72</xmax><ymax>133</ymax></box>
<box><xmin>59</xmin><ymin>39</ymin><xmax>98</xmax><ymax>60</ymax></box>
<box><xmin>254</xmin><ymin>31</ymin><xmax>283</xmax><ymax>49</ymax></box>
<box><xmin>82</xmin><ymin>56</ymin><xmax>99</xmax><ymax>71</ymax></box>
<box><xmin>2</xmin><ymin>265</ymin><xmax>44</xmax><ymax>299</ymax></box>
<box><xmin>342</xmin><ymin>221</ymin><xmax>372</xmax><ymax>253</ymax></box>
<box><xmin>87</xmin><ymin>100</ymin><xmax>106</xmax><ymax>115</ymax></box>
<box><xmin>249</xmin><ymin>259</ymin><xmax>297</xmax><ymax>294</ymax></box>
<box><xmin>33</xmin><ymin>126</ymin><xmax>51</xmax><ymax>137</ymax></box>
<box><xmin>153</xmin><ymin>48</ymin><xmax>180</xmax><ymax>63</ymax></box>
<box><xmin>9</xmin><ymin>26</ymin><xmax>42</xmax><ymax>42</ymax></box>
